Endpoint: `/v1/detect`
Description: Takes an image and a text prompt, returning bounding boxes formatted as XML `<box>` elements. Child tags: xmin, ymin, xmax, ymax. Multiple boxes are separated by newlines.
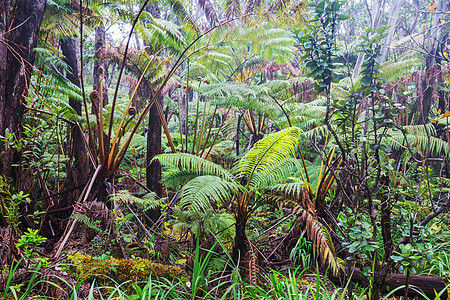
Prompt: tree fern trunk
<box><xmin>233</xmin><ymin>214</ymin><xmax>248</xmax><ymax>263</ymax></box>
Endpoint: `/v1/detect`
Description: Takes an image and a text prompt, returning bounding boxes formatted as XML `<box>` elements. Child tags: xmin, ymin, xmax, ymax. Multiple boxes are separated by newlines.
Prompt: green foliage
<box><xmin>296</xmin><ymin>0</ymin><xmax>348</xmax><ymax>93</ymax></box>
<box><xmin>17</xmin><ymin>228</ymin><xmax>47</xmax><ymax>261</ymax></box>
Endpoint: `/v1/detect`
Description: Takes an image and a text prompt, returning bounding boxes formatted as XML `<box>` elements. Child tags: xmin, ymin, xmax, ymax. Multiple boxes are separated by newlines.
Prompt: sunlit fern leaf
<box><xmin>236</xmin><ymin>127</ymin><xmax>300</xmax><ymax>182</ymax></box>
<box><xmin>250</xmin><ymin>158</ymin><xmax>304</xmax><ymax>190</ymax></box>
<box><xmin>153</xmin><ymin>152</ymin><xmax>235</xmax><ymax>181</ymax></box>
<box><xmin>110</xmin><ymin>190</ymin><xmax>163</xmax><ymax>211</ymax></box>
<box><xmin>179</xmin><ymin>175</ymin><xmax>239</xmax><ymax>214</ymax></box>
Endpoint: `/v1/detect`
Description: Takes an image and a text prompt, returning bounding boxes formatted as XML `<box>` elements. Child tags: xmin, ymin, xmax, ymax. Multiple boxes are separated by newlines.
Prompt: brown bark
<box><xmin>93</xmin><ymin>25</ymin><xmax>108</xmax><ymax>107</ymax></box>
<box><xmin>0</xmin><ymin>0</ymin><xmax>46</xmax><ymax>180</ymax></box>
<box><xmin>232</xmin><ymin>213</ymin><xmax>249</xmax><ymax>262</ymax></box>
<box><xmin>60</xmin><ymin>37</ymin><xmax>82</xmax><ymax>115</ymax></box>
<box><xmin>60</xmin><ymin>37</ymin><xmax>88</xmax><ymax>186</ymax></box>
<box><xmin>146</xmin><ymin>94</ymin><xmax>163</xmax><ymax>223</ymax></box>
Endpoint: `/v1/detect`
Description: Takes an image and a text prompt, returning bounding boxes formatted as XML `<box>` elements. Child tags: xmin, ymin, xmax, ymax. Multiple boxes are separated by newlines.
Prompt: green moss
<box><xmin>67</xmin><ymin>253</ymin><xmax>188</xmax><ymax>284</ymax></box>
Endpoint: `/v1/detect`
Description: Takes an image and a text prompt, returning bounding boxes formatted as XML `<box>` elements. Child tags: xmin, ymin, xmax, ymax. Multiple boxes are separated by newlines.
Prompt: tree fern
<box><xmin>387</xmin><ymin>124</ymin><xmax>450</xmax><ymax>159</ymax></box>
<box><xmin>380</xmin><ymin>53</ymin><xmax>421</xmax><ymax>82</ymax></box>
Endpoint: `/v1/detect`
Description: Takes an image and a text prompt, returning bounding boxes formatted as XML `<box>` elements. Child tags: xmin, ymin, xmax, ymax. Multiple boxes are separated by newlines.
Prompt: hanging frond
<box><xmin>236</xmin><ymin>127</ymin><xmax>300</xmax><ymax>181</ymax></box>
<box><xmin>265</xmin><ymin>191</ymin><xmax>341</xmax><ymax>275</ymax></box>
<box><xmin>33</xmin><ymin>48</ymin><xmax>82</xmax><ymax>102</ymax></box>
<box><xmin>199</xmin><ymin>0</ymin><xmax>219</xmax><ymax>27</ymax></box>
<box><xmin>153</xmin><ymin>152</ymin><xmax>235</xmax><ymax>181</ymax></box>
<box><xmin>167</xmin><ymin>0</ymin><xmax>199</xmax><ymax>32</ymax></box>
<box><xmin>179</xmin><ymin>175</ymin><xmax>239</xmax><ymax>214</ymax></box>
<box><xmin>244</xmin><ymin>0</ymin><xmax>264</xmax><ymax>15</ymax></box>
<box><xmin>225</xmin><ymin>0</ymin><xmax>242</xmax><ymax>19</ymax></box>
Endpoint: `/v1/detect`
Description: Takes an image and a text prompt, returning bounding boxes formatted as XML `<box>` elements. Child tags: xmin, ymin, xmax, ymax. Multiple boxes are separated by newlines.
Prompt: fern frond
<box><xmin>236</xmin><ymin>127</ymin><xmax>300</xmax><ymax>182</ymax></box>
<box><xmin>225</xmin><ymin>0</ymin><xmax>242</xmax><ymax>19</ymax></box>
<box><xmin>153</xmin><ymin>153</ymin><xmax>235</xmax><ymax>181</ymax></box>
<box><xmin>250</xmin><ymin>158</ymin><xmax>303</xmax><ymax>190</ymax></box>
<box><xmin>167</xmin><ymin>0</ymin><xmax>198</xmax><ymax>32</ymax></box>
<box><xmin>162</xmin><ymin>169</ymin><xmax>208</xmax><ymax>188</ymax></box>
<box><xmin>271</xmin><ymin>182</ymin><xmax>311</xmax><ymax>202</ymax></box>
<box><xmin>110</xmin><ymin>190</ymin><xmax>163</xmax><ymax>211</ymax></box>
<box><xmin>179</xmin><ymin>175</ymin><xmax>239</xmax><ymax>214</ymax></box>
<box><xmin>387</xmin><ymin>124</ymin><xmax>450</xmax><ymax>159</ymax></box>
<box><xmin>70</xmin><ymin>214</ymin><xmax>101</xmax><ymax>232</ymax></box>
<box><xmin>380</xmin><ymin>55</ymin><xmax>420</xmax><ymax>82</ymax></box>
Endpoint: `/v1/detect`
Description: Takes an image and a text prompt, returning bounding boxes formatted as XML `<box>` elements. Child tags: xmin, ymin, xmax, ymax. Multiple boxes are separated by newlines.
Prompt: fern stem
<box><xmin>200</xmin><ymin>106</ymin><xmax>217</xmax><ymax>157</ymax></box>
<box><xmin>107</xmin><ymin>0</ymin><xmax>151</xmax><ymax>155</ymax></box>
<box><xmin>205</xmin><ymin>107</ymin><xmax>231</xmax><ymax>158</ymax></box>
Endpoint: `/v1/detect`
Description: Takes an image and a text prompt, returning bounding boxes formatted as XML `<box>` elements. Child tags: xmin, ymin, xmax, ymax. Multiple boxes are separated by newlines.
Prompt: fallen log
<box><xmin>331</xmin><ymin>268</ymin><xmax>448</xmax><ymax>300</ymax></box>
<box><xmin>385</xmin><ymin>273</ymin><xmax>448</xmax><ymax>300</ymax></box>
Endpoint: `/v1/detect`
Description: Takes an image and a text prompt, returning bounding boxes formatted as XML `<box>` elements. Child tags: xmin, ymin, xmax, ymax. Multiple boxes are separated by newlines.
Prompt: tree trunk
<box><xmin>146</xmin><ymin>94</ymin><xmax>163</xmax><ymax>224</ymax></box>
<box><xmin>60</xmin><ymin>38</ymin><xmax>82</xmax><ymax>115</ymax></box>
<box><xmin>352</xmin><ymin>0</ymin><xmax>384</xmax><ymax>78</ymax></box>
<box><xmin>0</xmin><ymin>0</ymin><xmax>46</xmax><ymax>181</ymax></box>
<box><xmin>93</xmin><ymin>24</ymin><xmax>108</xmax><ymax>106</ymax></box>
<box><xmin>379</xmin><ymin>0</ymin><xmax>404</xmax><ymax>64</ymax></box>
<box><xmin>421</xmin><ymin>2</ymin><xmax>444</xmax><ymax>124</ymax></box>
<box><xmin>60</xmin><ymin>37</ymin><xmax>89</xmax><ymax>186</ymax></box>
